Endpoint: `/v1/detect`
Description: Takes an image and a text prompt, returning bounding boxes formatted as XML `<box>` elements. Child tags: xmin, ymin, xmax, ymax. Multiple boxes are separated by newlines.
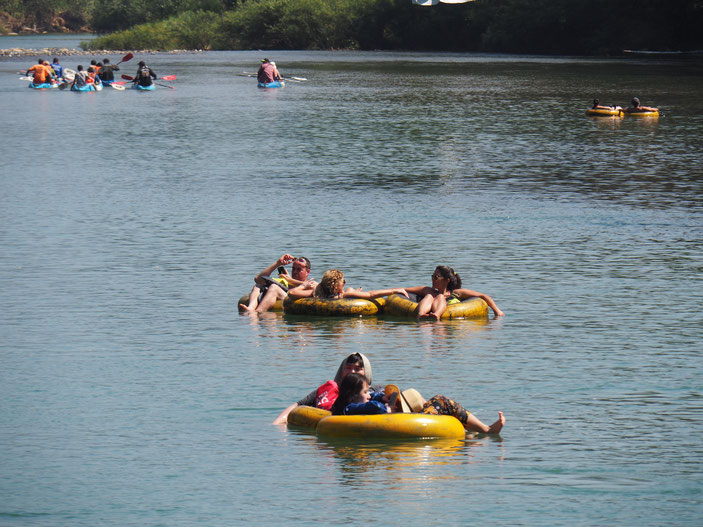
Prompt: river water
<box><xmin>1</xmin><ymin>44</ymin><xmax>702</xmax><ymax>526</ymax></box>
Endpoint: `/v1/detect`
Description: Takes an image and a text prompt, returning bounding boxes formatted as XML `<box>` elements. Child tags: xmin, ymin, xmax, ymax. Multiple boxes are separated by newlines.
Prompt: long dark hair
<box><xmin>434</xmin><ymin>265</ymin><xmax>462</xmax><ymax>291</ymax></box>
<box><xmin>330</xmin><ymin>373</ymin><xmax>367</xmax><ymax>415</ymax></box>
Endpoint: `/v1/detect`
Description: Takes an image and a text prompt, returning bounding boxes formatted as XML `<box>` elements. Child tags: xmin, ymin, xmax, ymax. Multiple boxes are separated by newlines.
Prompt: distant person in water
<box><xmin>624</xmin><ymin>97</ymin><xmax>658</xmax><ymax>113</ymax></box>
<box><xmin>331</xmin><ymin>372</ymin><xmax>505</xmax><ymax>434</ymax></box>
<box><xmin>591</xmin><ymin>98</ymin><xmax>619</xmax><ymax>110</ymax></box>
<box><xmin>287</xmin><ymin>269</ymin><xmax>408</xmax><ymax>300</ymax></box>
<box><xmin>239</xmin><ymin>254</ymin><xmax>315</xmax><ymax>313</ymax></box>
<box><xmin>403</xmin><ymin>266</ymin><xmax>504</xmax><ymax>320</ymax></box>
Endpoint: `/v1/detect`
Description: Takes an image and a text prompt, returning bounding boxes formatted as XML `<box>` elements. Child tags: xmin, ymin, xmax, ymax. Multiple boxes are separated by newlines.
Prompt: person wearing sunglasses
<box><xmin>404</xmin><ymin>265</ymin><xmax>504</xmax><ymax>320</ymax></box>
<box><xmin>239</xmin><ymin>254</ymin><xmax>315</xmax><ymax>313</ymax></box>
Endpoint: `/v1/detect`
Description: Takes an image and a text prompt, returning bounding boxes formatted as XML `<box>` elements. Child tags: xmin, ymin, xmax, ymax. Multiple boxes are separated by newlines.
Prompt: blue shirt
<box><xmin>344</xmin><ymin>391</ymin><xmax>389</xmax><ymax>415</ymax></box>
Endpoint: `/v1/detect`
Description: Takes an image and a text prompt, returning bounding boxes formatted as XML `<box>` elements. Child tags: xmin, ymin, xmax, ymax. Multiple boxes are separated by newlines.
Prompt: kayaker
<box><xmin>239</xmin><ymin>254</ymin><xmax>315</xmax><ymax>313</ymax></box>
<box><xmin>402</xmin><ymin>265</ymin><xmax>504</xmax><ymax>319</ymax></box>
<box><xmin>26</xmin><ymin>58</ymin><xmax>52</xmax><ymax>85</ymax></box>
<box><xmin>133</xmin><ymin>61</ymin><xmax>157</xmax><ymax>87</ymax></box>
<box><xmin>272</xmin><ymin>353</ymin><xmax>381</xmax><ymax>424</ymax></box>
<box><xmin>331</xmin><ymin>373</ymin><xmax>506</xmax><ymax>434</ymax></box>
<box><xmin>71</xmin><ymin>65</ymin><xmax>88</xmax><ymax>89</ymax></box>
<box><xmin>51</xmin><ymin>58</ymin><xmax>63</xmax><ymax>81</ymax></box>
<box><xmin>98</xmin><ymin>58</ymin><xmax>119</xmax><ymax>84</ymax></box>
<box><xmin>257</xmin><ymin>58</ymin><xmax>282</xmax><ymax>84</ymax></box>
<box><xmin>623</xmin><ymin>96</ymin><xmax>658</xmax><ymax>113</ymax></box>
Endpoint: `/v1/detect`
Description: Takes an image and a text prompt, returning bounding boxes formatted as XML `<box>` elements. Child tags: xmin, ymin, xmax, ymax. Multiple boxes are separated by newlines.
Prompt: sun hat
<box><xmin>400</xmin><ymin>389</ymin><xmax>425</xmax><ymax>413</ymax></box>
<box><xmin>386</xmin><ymin>385</ymin><xmax>424</xmax><ymax>413</ymax></box>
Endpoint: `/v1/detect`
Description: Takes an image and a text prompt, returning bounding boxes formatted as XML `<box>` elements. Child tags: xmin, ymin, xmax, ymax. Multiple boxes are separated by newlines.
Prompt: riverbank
<box><xmin>0</xmin><ymin>48</ymin><xmax>204</xmax><ymax>57</ymax></box>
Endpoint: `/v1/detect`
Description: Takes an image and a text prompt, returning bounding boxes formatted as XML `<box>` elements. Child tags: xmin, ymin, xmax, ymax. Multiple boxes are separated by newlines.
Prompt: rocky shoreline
<box><xmin>0</xmin><ymin>48</ymin><xmax>205</xmax><ymax>57</ymax></box>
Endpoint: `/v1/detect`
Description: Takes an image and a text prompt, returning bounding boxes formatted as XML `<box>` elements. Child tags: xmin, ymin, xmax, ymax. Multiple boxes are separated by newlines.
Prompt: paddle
<box><xmin>115</xmin><ymin>52</ymin><xmax>134</xmax><ymax>66</ymax></box>
<box><xmin>19</xmin><ymin>76</ymin><xmax>33</xmax><ymax>81</ymax></box>
<box><xmin>121</xmin><ymin>74</ymin><xmax>175</xmax><ymax>89</ymax></box>
<box><xmin>111</xmin><ymin>83</ymin><xmax>126</xmax><ymax>91</ymax></box>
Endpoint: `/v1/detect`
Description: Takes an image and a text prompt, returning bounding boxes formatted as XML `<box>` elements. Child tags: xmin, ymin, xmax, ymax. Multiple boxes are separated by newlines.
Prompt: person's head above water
<box><xmin>316</xmin><ymin>269</ymin><xmax>345</xmax><ymax>297</ymax></box>
<box><xmin>432</xmin><ymin>266</ymin><xmax>462</xmax><ymax>291</ymax></box>
<box><xmin>593</xmin><ymin>98</ymin><xmax>600</xmax><ymax>108</ymax></box>
<box><xmin>334</xmin><ymin>352</ymin><xmax>372</xmax><ymax>385</ymax></box>
<box><xmin>631</xmin><ymin>97</ymin><xmax>641</xmax><ymax>108</ymax></box>
<box><xmin>331</xmin><ymin>372</ymin><xmax>370</xmax><ymax>415</ymax></box>
<box><xmin>291</xmin><ymin>257</ymin><xmax>311</xmax><ymax>281</ymax></box>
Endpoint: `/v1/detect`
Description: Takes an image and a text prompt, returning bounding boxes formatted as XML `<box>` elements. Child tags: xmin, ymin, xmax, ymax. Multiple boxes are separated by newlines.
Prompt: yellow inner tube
<box><xmin>316</xmin><ymin>413</ymin><xmax>466</xmax><ymax>439</ymax></box>
<box><xmin>384</xmin><ymin>293</ymin><xmax>488</xmax><ymax>320</ymax></box>
<box><xmin>287</xmin><ymin>405</ymin><xmax>331</xmax><ymax>428</ymax></box>
<box><xmin>237</xmin><ymin>294</ymin><xmax>283</xmax><ymax>312</ymax></box>
<box><xmin>625</xmin><ymin>110</ymin><xmax>659</xmax><ymax>117</ymax></box>
<box><xmin>283</xmin><ymin>296</ymin><xmax>385</xmax><ymax>316</ymax></box>
<box><xmin>585</xmin><ymin>107</ymin><xmax>623</xmax><ymax>117</ymax></box>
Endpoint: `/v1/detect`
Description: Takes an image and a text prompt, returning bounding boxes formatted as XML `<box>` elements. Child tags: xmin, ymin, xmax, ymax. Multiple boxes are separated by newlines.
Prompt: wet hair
<box><xmin>330</xmin><ymin>373</ymin><xmax>368</xmax><ymax>415</ymax></box>
<box><xmin>434</xmin><ymin>265</ymin><xmax>462</xmax><ymax>291</ymax></box>
<box><xmin>593</xmin><ymin>98</ymin><xmax>600</xmax><ymax>108</ymax></box>
<box><xmin>314</xmin><ymin>269</ymin><xmax>344</xmax><ymax>298</ymax></box>
<box><xmin>631</xmin><ymin>97</ymin><xmax>640</xmax><ymax>108</ymax></box>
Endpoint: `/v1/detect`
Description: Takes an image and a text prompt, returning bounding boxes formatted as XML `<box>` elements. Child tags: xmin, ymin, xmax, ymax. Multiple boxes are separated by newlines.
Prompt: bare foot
<box><xmin>487</xmin><ymin>411</ymin><xmax>505</xmax><ymax>434</ymax></box>
<box><xmin>429</xmin><ymin>312</ymin><xmax>441</xmax><ymax>321</ymax></box>
<box><xmin>418</xmin><ymin>312</ymin><xmax>433</xmax><ymax>320</ymax></box>
<box><xmin>238</xmin><ymin>303</ymin><xmax>255</xmax><ymax>313</ymax></box>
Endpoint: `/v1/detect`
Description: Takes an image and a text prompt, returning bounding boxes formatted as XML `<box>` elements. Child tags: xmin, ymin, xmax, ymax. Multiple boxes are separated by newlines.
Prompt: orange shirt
<box><xmin>28</xmin><ymin>64</ymin><xmax>50</xmax><ymax>83</ymax></box>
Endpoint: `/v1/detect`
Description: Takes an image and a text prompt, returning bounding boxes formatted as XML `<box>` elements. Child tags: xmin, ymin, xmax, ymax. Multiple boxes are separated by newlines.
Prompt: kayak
<box><xmin>28</xmin><ymin>82</ymin><xmax>58</xmax><ymax>89</ymax></box>
<box><xmin>71</xmin><ymin>84</ymin><xmax>98</xmax><ymax>92</ymax></box>
<box><xmin>258</xmin><ymin>80</ymin><xmax>284</xmax><ymax>88</ymax></box>
<box><xmin>132</xmin><ymin>84</ymin><xmax>156</xmax><ymax>91</ymax></box>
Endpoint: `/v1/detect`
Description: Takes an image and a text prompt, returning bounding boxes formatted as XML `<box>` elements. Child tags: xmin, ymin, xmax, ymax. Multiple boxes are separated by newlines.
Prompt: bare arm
<box><xmin>454</xmin><ymin>288</ymin><xmax>505</xmax><ymax>317</ymax></box>
<box><xmin>287</xmin><ymin>281</ymin><xmax>317</xmax><ymax>299</ymax></box>
<box><xmin>273</xmin><ymin>403</ymin><xmax>298</xmax><ymax>425</ymax></box>
<box><xmin>254</xmin><ymin>254</ymin><xmax>294</xmax><ymax>285</ymax></box>
<box><xmin>342</xmin><ymin>288</ymin><xmax>409</xmax><ymax>299</ymax></box>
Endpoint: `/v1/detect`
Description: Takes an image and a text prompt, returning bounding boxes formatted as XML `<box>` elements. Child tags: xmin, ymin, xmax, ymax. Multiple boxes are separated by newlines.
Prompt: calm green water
<box><xmin>1</xmin><ymin>49</ymin><xmax>702</xmax><ymax>526</ymax></box>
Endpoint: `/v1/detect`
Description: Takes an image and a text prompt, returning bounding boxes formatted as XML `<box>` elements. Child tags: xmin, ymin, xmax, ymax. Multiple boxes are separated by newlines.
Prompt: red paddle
<box><xmin>115</xmin><ymin>52</ymin><xmax>134</xmax><ymax>66</ymax></box>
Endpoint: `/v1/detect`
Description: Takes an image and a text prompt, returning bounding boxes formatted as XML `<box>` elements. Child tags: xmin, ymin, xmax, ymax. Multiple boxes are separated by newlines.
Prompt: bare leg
<box><xmin>239</xmin><ymin>285</ymin><xmax>262</xmax><ymax>313</ymax></box>
<box><xmin>429</xmin><ymin>295</ymin><xmax>447</xmax><ymax>320</ymax></box>
<box><xmin>464</xmin><ymin>411</ymin><xmax>505</xmax><ymax>434</ymax></box>
<box><xmin>255</xmin><ymin>284</ymin><xmax>285</xmax><ymax>312</ymax></box>
<box><xmin>417</xmin><ymin>294</ymin><xmax>436</xmax><ymax>319</ymax></box>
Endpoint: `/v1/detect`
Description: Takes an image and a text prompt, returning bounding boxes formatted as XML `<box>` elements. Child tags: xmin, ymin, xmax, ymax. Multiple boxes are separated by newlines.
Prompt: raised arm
<box><xmin>287</xmin><ymin>281</ymin><xmax>317</xmax><ymax>299</ymax></box>
<box><xmin>254</xmin><ymin>254</ymin><xmax>294</xmax><ymax>285</ymax></box>
<box><xmin>454</xmin><ymin>288</ymin><xmax>505</xmax><ymax>317</ymax></box>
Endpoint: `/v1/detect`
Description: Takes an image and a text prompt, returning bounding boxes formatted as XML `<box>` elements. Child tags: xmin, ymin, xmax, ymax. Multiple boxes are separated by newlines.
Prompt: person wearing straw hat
<box><xmin>331</xmin><ymin>373</ymin><xmax>505</xmax><ymax>434</ymax></box>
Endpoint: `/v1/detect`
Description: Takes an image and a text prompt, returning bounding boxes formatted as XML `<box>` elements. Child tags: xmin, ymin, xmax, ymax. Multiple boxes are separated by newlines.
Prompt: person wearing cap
<box><xmin>331</xmin><ymin>373</ymin><xmax>506</xmax><ymax>434</ymax></box>
<box><xmin>239</xmin><ymin>253</ymin><xmax>315</xmax><ymax>313</ymax></box>
<box><xmin>133</xmin><ymin>60</ymin><xmax>157</xmax><ymax>87</ymax></box>
<box><xmin>623</xmin><ymin>97</ymin><xmax>658</xmax><ymax>113</ymax></box>
<box><xmin>272</xmin><ymin>352</ymin><xmax>380</xmax><ymax>425</ymax></box>
<box><xmin>257</xmin><ymin>58</ymin><xmax>282</xmax><ymax>84</ymax></box>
